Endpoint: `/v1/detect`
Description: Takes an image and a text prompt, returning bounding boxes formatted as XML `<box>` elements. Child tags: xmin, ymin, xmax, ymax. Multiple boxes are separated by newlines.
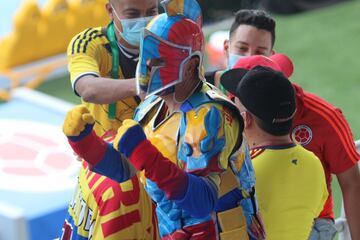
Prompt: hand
<box><xmin>63</xmin><ymin>105</ymin><xmax>95</xmax><ymax>140</ymax></box>
<box><xmin>113</xmin><ymin>119</ymin><xmax>147</xmax><ymax>159</ymax></box>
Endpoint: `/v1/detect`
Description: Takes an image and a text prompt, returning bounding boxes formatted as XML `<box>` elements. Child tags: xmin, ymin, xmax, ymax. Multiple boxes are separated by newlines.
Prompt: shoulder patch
<box><xmin>291</xmin><ymin>125</ymin><xmax>313</xmax><ymax>146</ymax></box>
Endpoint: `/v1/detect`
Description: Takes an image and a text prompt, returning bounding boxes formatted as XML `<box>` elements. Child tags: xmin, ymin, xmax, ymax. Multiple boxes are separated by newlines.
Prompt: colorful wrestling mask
<box><xmin>136</xmin><ymin>0</ymin><xmax>204</xmax><ymax>97</ymax></box>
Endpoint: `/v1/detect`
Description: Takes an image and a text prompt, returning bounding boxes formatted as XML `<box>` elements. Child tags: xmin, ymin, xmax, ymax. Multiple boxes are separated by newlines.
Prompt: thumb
<box><xmin>82</xmin><ymin>113</ymin><xmax>95</xmax><ymax>125</ymax></box>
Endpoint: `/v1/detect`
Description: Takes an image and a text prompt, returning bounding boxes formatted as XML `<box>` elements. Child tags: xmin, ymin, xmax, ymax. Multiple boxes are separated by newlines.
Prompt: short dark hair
<box><xmin>230</xmin><ymin>9</ymin><xmax>276</xmax><ymax>47</ymax></box>
<box><xmin>254</xmin><ymin>115</ymin><xmax>293</xmax><ymax>136</ymax></box>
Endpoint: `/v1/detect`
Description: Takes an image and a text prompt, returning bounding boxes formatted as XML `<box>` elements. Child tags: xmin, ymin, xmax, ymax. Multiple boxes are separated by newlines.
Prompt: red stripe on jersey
<box><xmin>250</xmin><ymin>149</ymin><xmax>265</xmax><ymax>159</ymax></box>
<box><xmin>91</xmin><ymin>176</ymin><xmax>142</xmax><ymax>237</ymax></box>
<box><xmin>304</xmin><ymin>96</ymin><xmax>359</xmax><ymax>160</ymax></box>
<box><xmin>304</xmin><ymin>96</ymin><xmax>359</xmax><ymax>161</ymax></box>
<box><xmin>82</xmin><ymin>161</ymin><xmax>88</xmax><ymax>169</ymax></box>
<box><xmin>304</xmin><ymin>94</ymin><xmax>357</xmax><ymax>157</ymax></box>
<box><xmin>101</xmin><ymin>210</ymin><xmax>141</xmax><ymax>237</ymax></box>
<box><xmin>86</xmin><ymin>170</ymin><xmax>93</xmax><ymax>180</ymax></box>
<box><xmin>87</xmin><ymin>173</ymin><xmax>102</xmax><ymax>189</ymax></box>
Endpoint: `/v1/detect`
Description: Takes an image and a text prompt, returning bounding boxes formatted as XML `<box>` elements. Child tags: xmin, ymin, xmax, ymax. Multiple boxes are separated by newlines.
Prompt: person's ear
<box><xmin>223</xmin><ymin>39</ymin><xmax>230</xmax><ymax>67</ymax></box>
<box><xmin>243</xmin><ymin>111</ymin><xmax>253</xmax><ymax>129</ymax></box>
<box><xmin>184</xmin><ymin>57</ymin><xmax>200</xmax><ymax>80</ymax></box>
<box><xmin>270</xmin><ymin>49</ymin><xmax>276</xmax><ymax>55</ymax></box>
<box><xmin>223</xmin><ymin>39</ymin><xmax>230</xmax><ymax>58</ymax></box>
<box><xmin>105</xmin><ymin>3</ymin><xmax>114</xmax><ymax>21</ymax></box>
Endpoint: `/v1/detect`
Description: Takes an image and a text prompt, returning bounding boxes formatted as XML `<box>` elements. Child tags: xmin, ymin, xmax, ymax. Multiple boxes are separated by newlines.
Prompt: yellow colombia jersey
<box><xmin>251</xmin><ymin>144</ymin><xmax>328</xmax><ymax>240</ymax></box>
<box><xmin>66</xmin><ymin>162</ymin><xmax>158</xmax><ymax>240</ymax></box>
<box><xmin>67</xmin><ymin>27</ymin><xmax>139</xmax><ymax>137</ymax></box>
<box><xmin>63</xmin><ymin>28</ymin><xmax>158</xmax><ymax>239</ymax></box>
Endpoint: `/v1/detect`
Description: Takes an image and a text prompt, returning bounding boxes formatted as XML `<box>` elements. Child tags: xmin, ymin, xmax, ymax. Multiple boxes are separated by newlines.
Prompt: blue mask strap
<box><xmin>106</xmin><ymin>22</ymin><xmax>119</xmax><ymax>120</ymax></box>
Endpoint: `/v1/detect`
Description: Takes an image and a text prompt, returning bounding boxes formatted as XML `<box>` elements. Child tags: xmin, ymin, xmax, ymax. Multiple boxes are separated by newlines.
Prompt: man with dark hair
<box><xmin>207</xmin><ymin>9</ymin><xmax>276</xmax><ymax>87</ymax></box>
<box><xmin>221</xmin><ymin>64</ymin><xmax>328</xmax><ymax>239</ymax></box>
<box><xmin>227</xmin><ymin>9</ymin><xmax>276</xmax><ymax>52</ymax></box>
<box><xmin>212</xmin><ymin>9</ymin><xmax>360</xmax><ymax>238</ymax></box>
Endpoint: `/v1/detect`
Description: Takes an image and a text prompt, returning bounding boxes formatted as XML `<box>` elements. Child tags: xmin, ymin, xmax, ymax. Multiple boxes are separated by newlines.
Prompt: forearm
<box><xmin>130</xmin><ymin>140</ymin><xmax>188</xmax><ymax>199</ymax></box>
<box><xmin>92</xmin><ymin>145</ymin><xmax>136</xmax><ymax>182</ymax></box>
<box><xmin>130</xmin><ymin>140</ymin><xmax>218</xmax><ymax>216</ymax></box>
<box><xmin>116</xmin><ymin>120</ymin><xmax>219</xmax><ymax>216</ymax></box>
<box><xmin>68</xmin><ymin>126</ymin><xmax>107</xmax><ymax>166</ymax></box>
<box><xmin>76</xmin><ymin>76</ymin><xmax>137</xmax><ymax>104</ymax></box>
<box><xmin>68</xmin><ymin>128</ymin><xmax>134</xmax><ymax>182</ymax></box>
<box><xmin>342</xmin><ymin>185</ymin><xmax>360</xmax><ymax>239</ymax></box>
<box><xmin>337</xmin><ymin>164</ymin><xmax>360</xmax><ymax>239</ymax></box>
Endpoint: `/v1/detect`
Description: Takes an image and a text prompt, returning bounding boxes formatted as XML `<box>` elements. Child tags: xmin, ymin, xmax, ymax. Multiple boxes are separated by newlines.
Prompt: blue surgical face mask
<box><xmin>228</xmin><ymin>53</ymin><xmax>246</xmax><ymax>69</ymax></box>
<box><xmin>112</xmin><ymin>7</ymin><xmax>154</xmax><ymax>47</ymax></box>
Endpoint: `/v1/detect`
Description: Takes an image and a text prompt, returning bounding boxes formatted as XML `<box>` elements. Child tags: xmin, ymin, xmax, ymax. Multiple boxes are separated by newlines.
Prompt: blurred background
<box><xmin>0</xmin><ymin>0</ymin><xmax>359</xmax><ymax>239</ymax></box>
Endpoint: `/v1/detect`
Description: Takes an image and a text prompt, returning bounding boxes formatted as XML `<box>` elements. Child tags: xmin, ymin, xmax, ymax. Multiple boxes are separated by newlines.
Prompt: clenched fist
<box><xmin>113</xmin><ymin>119</ymin><xmax>147</xmax><ymax>159</ymax></box>
<box><xmin>63</xmin><ymin>105</ymin><xmax>95</xmax><ymax>139</ymax></box>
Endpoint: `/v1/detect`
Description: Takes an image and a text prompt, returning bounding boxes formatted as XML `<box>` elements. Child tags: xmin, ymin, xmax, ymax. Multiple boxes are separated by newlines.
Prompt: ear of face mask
<box><xmin>228</xmin><ymin>53</ymin><xmax>247</xmax><ymax>69</ymax></box>
<box><xmin>112</xmin><ymin>6</ymin><xmax>154</xmax><ymax>47</ymax></box>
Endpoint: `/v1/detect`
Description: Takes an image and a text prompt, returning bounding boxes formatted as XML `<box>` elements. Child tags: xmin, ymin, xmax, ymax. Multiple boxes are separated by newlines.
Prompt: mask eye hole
<box><xmin>181</xmin><ymin>143</ymin><xmax>193</xmax><ymax>157</ymax></box>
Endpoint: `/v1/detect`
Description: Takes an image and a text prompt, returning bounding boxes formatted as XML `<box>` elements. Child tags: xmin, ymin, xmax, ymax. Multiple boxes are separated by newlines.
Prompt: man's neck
<box><xmin>247</xmin><ymin>131</ymin><xmax>292</xmax><ymax>150</ymax></box>
<box><xmin>117</xmin><ymin>41</ymin><xmax>140</xmax><ymax>56</ymax></box>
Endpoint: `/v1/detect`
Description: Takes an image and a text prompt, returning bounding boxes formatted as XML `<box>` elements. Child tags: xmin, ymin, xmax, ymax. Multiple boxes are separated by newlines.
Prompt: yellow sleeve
<box><xmin>66</xmin><ymin>27</ymin><xmax>105</xmax><ymax>93</ymax></box>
